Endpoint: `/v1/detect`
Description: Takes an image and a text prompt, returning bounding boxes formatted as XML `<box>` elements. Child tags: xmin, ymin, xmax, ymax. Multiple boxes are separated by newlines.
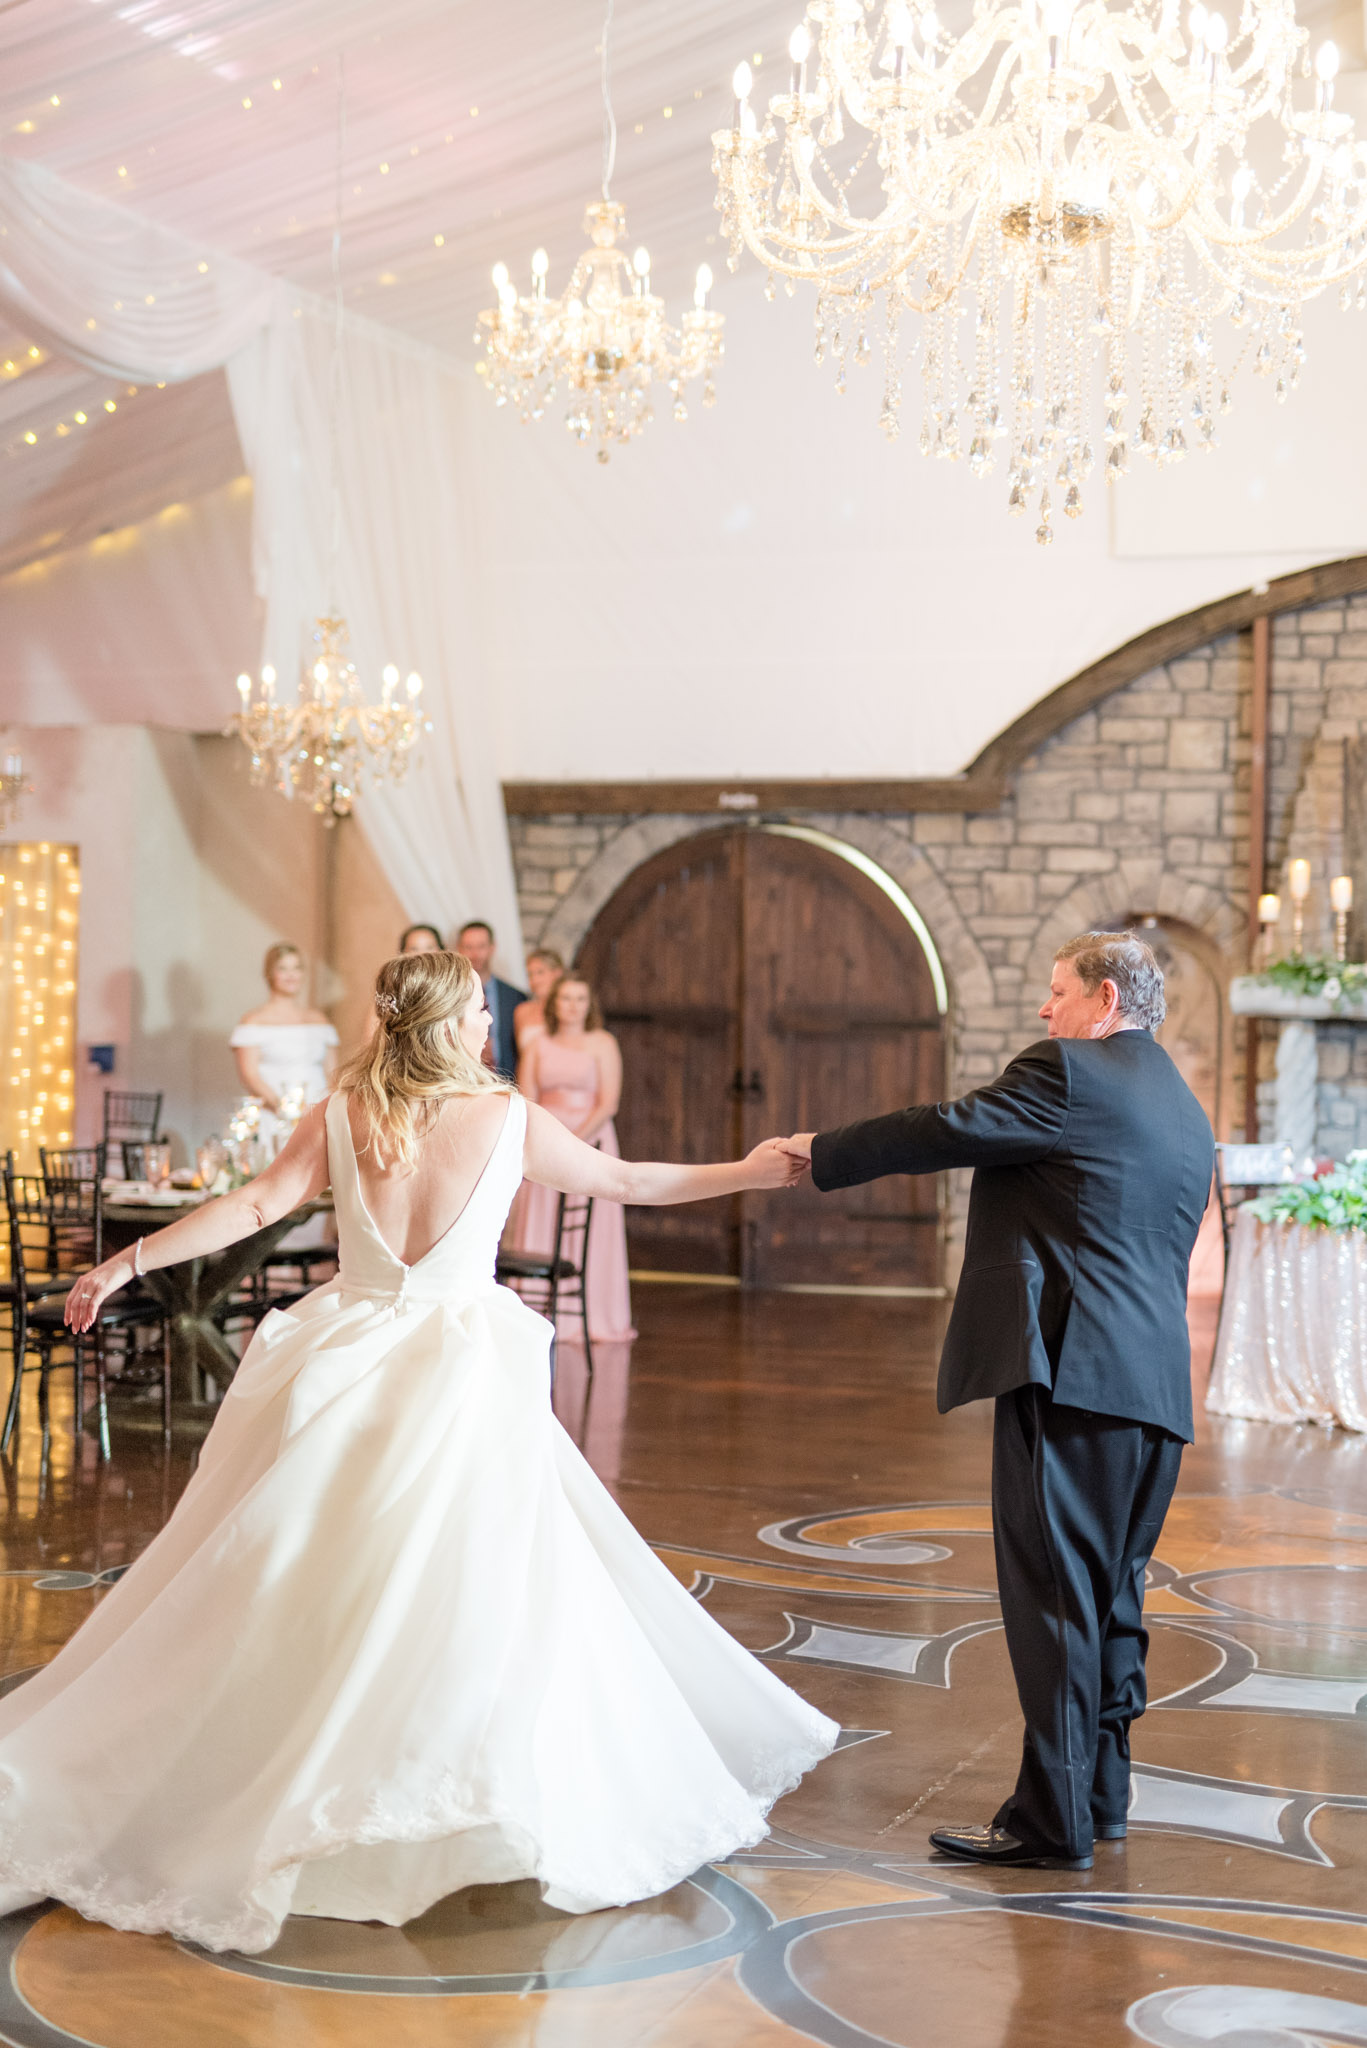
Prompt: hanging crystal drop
<box><xmin>1007</xmin><ymin>481</ymin><xmax>1027</xmax><ymax>514</ymax></box>
<box><xmin>1064</xmin><ymin>483</ymin><xmax>1082</xmax><ymax>518</ymax></box>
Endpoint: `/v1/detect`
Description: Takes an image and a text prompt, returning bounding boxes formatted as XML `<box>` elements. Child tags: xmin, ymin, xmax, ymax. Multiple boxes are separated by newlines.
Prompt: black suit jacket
<box><xmin>487</xmin><ymin>976</ymin><xmax>528</xmax><ymax>1080</ymax></box>
<box><xmin>811</xmin><ymin>1032</ymin><xmax>1214</xmax><ymax>1441</ymax></box>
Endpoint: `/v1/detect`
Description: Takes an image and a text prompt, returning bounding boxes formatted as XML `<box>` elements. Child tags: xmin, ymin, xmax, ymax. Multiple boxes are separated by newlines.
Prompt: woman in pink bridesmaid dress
<box><xmin>506</xmin><ymin>972</ymin><xmax>636</xmax><ymax>1343</ymax></box>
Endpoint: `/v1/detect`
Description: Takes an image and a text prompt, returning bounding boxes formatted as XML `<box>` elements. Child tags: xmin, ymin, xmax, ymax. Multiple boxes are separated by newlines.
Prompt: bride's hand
<box><xmin>64</xmin><ymin>1255</ymin><xmax>137</xmax><ymax>1335</ymax></box>
<box><xmin>743</xmin><ymin>1139</ymin><xmax>810</xmax><ymax>1189</ymax></box>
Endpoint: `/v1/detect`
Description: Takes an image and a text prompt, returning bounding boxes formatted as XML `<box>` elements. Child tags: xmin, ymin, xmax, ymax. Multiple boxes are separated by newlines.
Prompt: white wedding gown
<box><xmin>0</xmin><ymin>1093</ymin><xmax>837</xmax><ymax>1954</ymax></box>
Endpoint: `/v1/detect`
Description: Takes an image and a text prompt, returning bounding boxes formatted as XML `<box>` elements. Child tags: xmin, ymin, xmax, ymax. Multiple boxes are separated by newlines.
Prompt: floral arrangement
<box><xmin>1249</xmin><ymin>1151</ymin><xmax>1367</xmax><ymax>1232</ymax></box>
<box><xmin>1253</xmin><ymin>957</ymin><xmax>1367</xmax><ymax>1010</ymax></box>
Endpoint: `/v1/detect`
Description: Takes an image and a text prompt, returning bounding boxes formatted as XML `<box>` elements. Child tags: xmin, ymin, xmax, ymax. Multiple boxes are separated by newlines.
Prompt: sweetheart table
<box><xmin>102</xmin><ymin>1196</ymin><xmax>334</xmax><ymax>1403</ymax></box>
<box><xmin>1206</xmin><ymin>1206</ymin><xmax>1367</xmax><ymax>1432</ymax></box>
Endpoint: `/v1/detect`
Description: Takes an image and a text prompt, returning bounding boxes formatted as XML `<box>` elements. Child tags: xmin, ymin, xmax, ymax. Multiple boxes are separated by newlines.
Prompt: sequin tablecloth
<box><xmin>1206</xmin><ymin>1208</ymin><xmax>1367</xmax><ymax>1431</ymax></box>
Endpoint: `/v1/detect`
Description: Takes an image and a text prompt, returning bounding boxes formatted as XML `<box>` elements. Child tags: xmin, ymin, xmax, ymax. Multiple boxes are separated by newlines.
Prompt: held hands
<box><xmin>64</xmin><ymin>1255</ymin><xmax>136</xmax><ymax>1336</ymax></box>
<box><xmin>778</xmin><ymin>1133</ymin><xmax>815</xmax><ymax>1163</ymax></box>
<box><xmin>744</xmin><ymin>1138</ymin><xmax>812</xmax><ymax>1189</ymax></box>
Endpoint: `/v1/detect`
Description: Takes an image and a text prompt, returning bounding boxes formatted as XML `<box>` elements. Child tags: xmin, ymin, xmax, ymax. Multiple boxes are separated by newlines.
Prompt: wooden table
<box><xmin>103</xmin><ymin>1197</ymin><xmax>333</xmax><ymax>1403</ymax></box>
<box><xmin>1206</xmin><ymin>1206</ymin><xmax>1367</xmax><ymax>1431</ymax></box>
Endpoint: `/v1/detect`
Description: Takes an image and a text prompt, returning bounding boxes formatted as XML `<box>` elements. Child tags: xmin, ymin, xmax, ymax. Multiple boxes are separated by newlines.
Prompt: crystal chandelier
<box><xmin>714</xmin><ymin>0</ymin><xmax>1367</xmax><ymax>542</ymax></box>
<box><xmin>229</xmin><ymin>57</ymin><xmax>429</xmax><ymax>812</ymax></box>
<box><xmin>233</xmin><ymin>618</ymin><xmax>425</xmax><ymax>823</ymax></box>
<box><xmin>475</xmin><ymin>0</ymin><xmax>724</xmax><ymax>459</ymax></box>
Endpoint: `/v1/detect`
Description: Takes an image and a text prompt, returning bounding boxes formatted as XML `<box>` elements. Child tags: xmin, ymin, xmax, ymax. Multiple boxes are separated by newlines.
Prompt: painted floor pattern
<box><xmin>0</xmin><ymin>1284</ymin><xmax>1365</xmax><ymax>2046</ymax></box>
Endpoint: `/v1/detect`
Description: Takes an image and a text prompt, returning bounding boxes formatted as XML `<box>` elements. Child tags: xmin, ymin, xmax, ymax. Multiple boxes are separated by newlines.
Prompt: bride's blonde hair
<box><xmin>336</xmin><ymin>950</ymin><xmax>512</xmax><ymax>1168</ymax></box>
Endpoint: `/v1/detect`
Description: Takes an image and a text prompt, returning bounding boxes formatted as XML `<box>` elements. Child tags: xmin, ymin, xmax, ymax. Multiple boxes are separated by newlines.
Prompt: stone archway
<box><xmin>540</xmin><ymin>811</ymin><xmax>995</xmax><ymax>1035</ymax></box>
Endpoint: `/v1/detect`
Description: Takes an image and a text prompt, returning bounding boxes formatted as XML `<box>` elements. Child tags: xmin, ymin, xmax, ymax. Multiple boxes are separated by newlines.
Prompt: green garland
<box><xmin>1250</xmin><ymin>1150</ymin><xmax>1367</xmax><ymax>1232</ymax></box>
<box><xmin>1253</xmin><ymin>956</ymin><xmax>1367</xmax><ymax>1010</ymax></box>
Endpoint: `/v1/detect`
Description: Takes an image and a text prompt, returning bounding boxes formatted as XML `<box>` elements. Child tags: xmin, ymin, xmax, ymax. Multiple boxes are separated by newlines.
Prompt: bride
<box><xmin>0</xmin><ymin>949</ymin><xmax>837</xmax><ymax>1955</ymax></box>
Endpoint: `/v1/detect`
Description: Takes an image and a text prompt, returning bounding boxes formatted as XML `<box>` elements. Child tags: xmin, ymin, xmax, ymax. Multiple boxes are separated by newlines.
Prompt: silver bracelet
<box><xmin>133</xmin><ymin>1236</ymin><xmax>145</xmax><ymax>1278</ymax></box>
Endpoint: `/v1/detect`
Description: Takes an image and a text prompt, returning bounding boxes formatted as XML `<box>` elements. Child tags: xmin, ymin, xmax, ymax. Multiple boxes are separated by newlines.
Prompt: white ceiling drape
<box><xmin>0</xmin><ymin>155</ymin><xmax>524</xmax><ymax>970</ymax></box>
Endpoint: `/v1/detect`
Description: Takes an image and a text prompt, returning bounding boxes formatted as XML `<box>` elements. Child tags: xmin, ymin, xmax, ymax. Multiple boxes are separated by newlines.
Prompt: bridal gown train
<box><xmin>0</xmin><ymin>1092</ymin><xmax>838</xmax><ymax>1953</ymax></box>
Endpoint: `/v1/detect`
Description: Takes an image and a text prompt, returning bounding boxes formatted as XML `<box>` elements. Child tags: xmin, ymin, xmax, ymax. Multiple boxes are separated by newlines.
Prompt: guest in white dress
<box><xmin>0</xmin><ymin>949</ymin><xmax>835</xmax><ymax>1955</ymax></box>
<box><xmin>229</xmin><ymin>942</ymin><xmax>339</xmax><ymax>1155</ymax></box>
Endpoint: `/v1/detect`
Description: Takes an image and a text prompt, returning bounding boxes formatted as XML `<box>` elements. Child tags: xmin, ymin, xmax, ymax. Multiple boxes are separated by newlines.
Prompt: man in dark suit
<box><xmin>454</xmin><ymin>920</ymin><xmax>527</xmax><ymax>1080</ymax></box>
<box><xmin>780</xmin><ymin>931</ymin><xmax>1214</xmax><ymax>1872</ymax></box>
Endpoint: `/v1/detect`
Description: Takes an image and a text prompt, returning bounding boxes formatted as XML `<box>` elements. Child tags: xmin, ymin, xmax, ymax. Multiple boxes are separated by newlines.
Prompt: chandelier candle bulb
<box><xmin>789</xmin><ymin>24</ymin><xmax>811</xmax><ymax>96</ymax></box>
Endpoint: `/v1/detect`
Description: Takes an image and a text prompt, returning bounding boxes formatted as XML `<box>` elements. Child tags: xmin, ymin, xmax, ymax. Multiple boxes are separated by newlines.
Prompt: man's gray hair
<box><xmin>1055</xmin><ymin>931</ymin><xmax>1167</xmax><ymax>1030</ymax></box>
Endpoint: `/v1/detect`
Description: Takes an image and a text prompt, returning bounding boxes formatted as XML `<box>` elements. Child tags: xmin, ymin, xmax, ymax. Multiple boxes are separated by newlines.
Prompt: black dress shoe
<box><xmin>928</xmin><ymin>1823</ymin><xmax>1093</xmax><ymax>1871</ymax></box>
<box><xmin>1094</xmin><ymin>1821</ymin><xmax>1128</xmax><ymax>1840</ymax></box>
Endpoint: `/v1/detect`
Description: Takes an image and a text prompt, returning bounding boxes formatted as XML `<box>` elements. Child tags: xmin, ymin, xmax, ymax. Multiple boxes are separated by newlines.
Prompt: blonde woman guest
<box><xmin>505</xmin><ymin>972</ymin><xmax>636</xmax><ymax>1344</ymax></box>
<box><xmin>229</xmin><ymin>943</ymin><xmax>338</xmax><ymax>1155</ymax></box>
<box><xmin>513</xmin><ymin>948</ymin><xmax>565</xmax><ymax>1060</ymax></box>
<box><xmin>0</xmin><ymin>950</ymin><xmax>834</xmax><ymax>1952</ymax></box>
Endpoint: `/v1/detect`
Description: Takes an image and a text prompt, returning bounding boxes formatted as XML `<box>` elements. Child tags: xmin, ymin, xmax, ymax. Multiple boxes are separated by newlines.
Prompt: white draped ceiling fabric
<box><xmin>0</xmin><ymin>153</ymin><xmax>524</xmax><ymax>965</ymax></box>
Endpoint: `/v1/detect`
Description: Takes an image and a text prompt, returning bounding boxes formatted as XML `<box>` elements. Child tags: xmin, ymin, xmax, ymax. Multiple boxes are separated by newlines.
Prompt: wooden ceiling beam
<box><xmin>500</xmin><ymin>777</ymin><xmax>1009</xmax><ymax>817</ymax></box>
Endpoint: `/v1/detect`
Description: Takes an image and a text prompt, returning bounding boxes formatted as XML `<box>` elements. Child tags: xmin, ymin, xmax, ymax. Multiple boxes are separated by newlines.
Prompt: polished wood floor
<box><xmin>2</xmin><ymin>1284</ymin><xmax>1367</xmax><ymax>2048</ymax></box>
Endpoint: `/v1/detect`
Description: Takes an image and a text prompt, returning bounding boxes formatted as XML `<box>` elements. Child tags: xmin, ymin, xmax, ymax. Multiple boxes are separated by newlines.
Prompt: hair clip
<box><xmin>374</xmin><ymin>991</ymin><xmax>400</xmax><ymax>1018</ymax></box>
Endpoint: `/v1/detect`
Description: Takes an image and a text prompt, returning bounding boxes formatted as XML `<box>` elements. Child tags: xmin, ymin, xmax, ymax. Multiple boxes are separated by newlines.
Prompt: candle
<box><xmin>2</xmin><ymin>754</ymin><xmax>22</xmax><ymax>780</ymax></box>
<box><xmin>1331</xmin><ymin>874</ymin><xmax>1353</xmax><ymax>913</ymax></box>
<box><xmin>1258</xmin><ymin>892</ymin><xmax>1280</xmax><ymax>924</ymax></box>
<box><xmin>788</xmin><ymin>23</ymin><xmax>810</xmax><ymax>95</ymax></box>
<box><xmin>1288</xmin><ymin>858</ymin><xmax>1311</xmax><ymax>901</ymax></box>
<box><xmin>732</xmin><ymin>60</ymin><xmax>753</xmax><ymax>131</ymax></box>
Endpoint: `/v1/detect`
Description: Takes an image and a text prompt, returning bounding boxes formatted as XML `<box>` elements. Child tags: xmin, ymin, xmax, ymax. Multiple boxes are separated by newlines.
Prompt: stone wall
<box><xmin>507</xmin><ymin>587</ymin><xmax>1367</xmax><ymax>1261</ymax></box>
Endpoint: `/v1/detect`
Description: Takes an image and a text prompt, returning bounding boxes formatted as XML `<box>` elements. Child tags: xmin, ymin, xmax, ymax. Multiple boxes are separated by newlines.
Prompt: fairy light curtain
<box><xmin>0</xmin><ymin>843</ymin><xmax>79</xmax><ymax>1168</ymax></box>
<box><xmin>0</xmin><ymin>156</ymin><xmax>524</xmax><ymax>968</ymax></box>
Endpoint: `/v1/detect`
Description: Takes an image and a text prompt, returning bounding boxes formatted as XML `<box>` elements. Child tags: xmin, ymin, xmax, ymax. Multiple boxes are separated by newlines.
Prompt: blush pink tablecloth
<box><xmin>1206</xmin><ymin>1208</ymin><xmax>1367</xmax><ymax>1432</ymax></box>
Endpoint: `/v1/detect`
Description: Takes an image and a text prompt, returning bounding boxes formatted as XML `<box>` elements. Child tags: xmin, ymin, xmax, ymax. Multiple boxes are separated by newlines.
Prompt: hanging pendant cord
<box><xmin>600</xmin><ymin>0</ymin><xmax>616</xmax><ymax>202</ymax></box>
<box><xmin>327</xmin><ymin>51</ymin><xmax>346</xmax><ymax>617</ymax></box>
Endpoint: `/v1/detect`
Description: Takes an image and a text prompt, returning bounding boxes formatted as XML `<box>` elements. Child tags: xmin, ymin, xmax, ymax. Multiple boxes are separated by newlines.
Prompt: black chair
<box><xmin>103</xmin><ymin>1090</ymin><xmax>162</xmax><ymax>1149</ymax></box>
<box><xmin>39</xmin><ymin>1142</ymin><xmax>108</xmax><ymax>1280</ymax></box>
<box><xmin>2</xmin><ymin>1161</ymin><xmax>171</xmax><ymax>1460</ymax></box>
<box><xmin>119</xmin><ymin>1140</ymin><xmax>170</xmax><ymax>1183</ymax></box>
<box><xmin>496</xmin><ymin>1193</ymin><xmax>595</xmax><ymax>1378</ymax></box>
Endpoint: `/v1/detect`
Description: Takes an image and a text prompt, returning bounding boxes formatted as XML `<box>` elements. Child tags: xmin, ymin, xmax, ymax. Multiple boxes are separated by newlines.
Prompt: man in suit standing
<box><xmin>780</xmin><ymin>931</ymin><xmax>1214</xmax><ymax>1872</ymax></box>
<box><xmin>454</xmin><ymin>920</ymin><xmax>527</xmax><ymax>1079</ymax></box>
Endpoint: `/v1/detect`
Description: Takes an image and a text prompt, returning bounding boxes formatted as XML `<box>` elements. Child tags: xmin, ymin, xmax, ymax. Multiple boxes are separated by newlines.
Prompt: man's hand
<box><xmin>743</xmin><ymin>1139</ymin><xmax>811</xmax><ymax>1188</ymax></box>
<box><xmin>778</xmin><ymin>1133</ymin><xmax>816</xmax><ymax>1162</ymax></box>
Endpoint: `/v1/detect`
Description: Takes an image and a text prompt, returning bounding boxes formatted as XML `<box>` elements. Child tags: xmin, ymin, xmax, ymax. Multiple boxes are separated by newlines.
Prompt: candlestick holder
<box><xmin>1335</xmin><ymin>908</ymin><xmax>1350</xmax><ymax>963</ymax></box>
<box><xmin>1291</xmin><ymin>897</ymin><xmax>1305</xmax><ymax>958</ymax></box>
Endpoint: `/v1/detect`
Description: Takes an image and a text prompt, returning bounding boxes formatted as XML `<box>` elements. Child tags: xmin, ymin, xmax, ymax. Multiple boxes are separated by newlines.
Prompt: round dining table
<box><xmin>102</xmin><ymin>1194</ymin><xmax>334</xmax><ymax>1403</ymax></box>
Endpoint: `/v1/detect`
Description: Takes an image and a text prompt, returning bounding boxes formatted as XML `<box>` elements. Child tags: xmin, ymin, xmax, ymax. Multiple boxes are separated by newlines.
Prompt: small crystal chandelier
<box><xmin>0</xmin><ymin>743</ymin><xmax>33</xmax><ymax>833</ymax></box>
<box><xmin>714</xmin><ymin>0</ymin><xmax>1367</xmax><ymax>542</ymax></box>
<box><xmin>229</xmin><ymin>57</ymin><xmax>429</xmax><ymax>816</ymax></box>
<box><xmin>233</xmin><ymin>619</ymin><xmax>425</xmax><ymax>823</ymax></box>
<box><xmin>475</xmin><ymin>0</ymin><xmax>724</xmax><ymax>460</ymax></box>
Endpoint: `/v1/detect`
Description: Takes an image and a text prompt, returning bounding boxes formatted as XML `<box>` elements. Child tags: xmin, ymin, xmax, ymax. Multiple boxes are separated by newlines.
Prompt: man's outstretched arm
<box><xmin>782</xmin><ymin>1039</ymin><xmax>1071</xmax><ymax>1191</ymax></box>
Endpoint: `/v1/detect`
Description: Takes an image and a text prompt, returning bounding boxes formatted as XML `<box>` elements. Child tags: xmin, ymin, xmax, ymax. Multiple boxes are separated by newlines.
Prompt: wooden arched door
<box><xmin>577</xmin><ymin>826</ymin><xmax>945</xmax><ymax>1288</ymax></box>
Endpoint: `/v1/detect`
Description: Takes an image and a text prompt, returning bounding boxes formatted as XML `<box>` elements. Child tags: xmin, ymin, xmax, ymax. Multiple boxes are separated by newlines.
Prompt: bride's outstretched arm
<box><xmin>522</xmin><ymin>1100</ymin><xmax>807</xmax><ymax>1205</ymax></box>
<box><xmin>65</xmin><ymin>1104</ymin><xmax>332</xmax><ymax>1333</ymax></box>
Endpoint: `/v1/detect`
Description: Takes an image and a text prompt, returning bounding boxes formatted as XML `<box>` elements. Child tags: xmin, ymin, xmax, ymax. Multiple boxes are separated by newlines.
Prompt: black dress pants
<box><xmin>990</xmin><ymin>1385</ymin><xmax>1184</xmax><ymax>1860</ymax></box>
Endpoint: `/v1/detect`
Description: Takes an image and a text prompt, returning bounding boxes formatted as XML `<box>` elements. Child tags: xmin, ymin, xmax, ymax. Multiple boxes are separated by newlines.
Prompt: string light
<box><xmin>0</xmin><ymin>845</ymin><xmax>79</xmax><ymax>1164</ymax></box>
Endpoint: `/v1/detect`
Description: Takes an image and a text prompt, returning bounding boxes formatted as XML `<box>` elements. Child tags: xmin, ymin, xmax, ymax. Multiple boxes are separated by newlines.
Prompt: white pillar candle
<box><xmin>1330</xmin><ymin>874</ymin><xmax>1354</xmax><ymax>913</ymax></box>
<box><xmin>1288</xmin><ymin>859</ymin><xmax>1312</xmax><ymax>901</ymax></box>
<box><xmin>1258</xmin><ymin>892</ymin><xmax>1281</xmax><ymax>924</ymax></box>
